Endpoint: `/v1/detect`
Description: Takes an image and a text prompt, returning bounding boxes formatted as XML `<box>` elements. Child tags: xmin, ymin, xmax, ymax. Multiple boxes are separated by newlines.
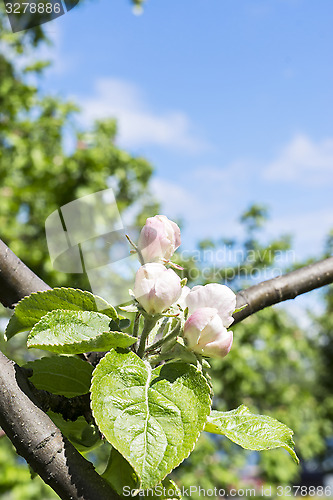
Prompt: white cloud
<box><xmin>192</xmin><ymin>160</ymin><xmax>251</xmax><ymax>196</ymax></box>
<box><xmin>153</xmin><ymin>158</ymin><xmax>332</xmax><ymax>259</ymax></box>
<box><xmin>4</xmin><ymin>22</ymin><xmax>68</xmax><ymax>77</ymax></box>
<box><xmin>78</xmin><ymin>78</ymin><xmax>207</xmax><ymax>152</ymax></box>
<box><xmin>151</xmin><ymin>163</ymin><xmax>249</xmax><ymax>247</ymax></box>
<box><xmin>267</xmin><ymin>208</ymin><xmax>332</xmax><ymax>250</ymax></box>
<box><xmin>41</xmin><ymin>22</ymin><xmax>68</xmax><ymax>75</ymax></box>
<box><xmin>151</xmin><ymin>178</ymin><xmax>198</xmax><ymax>218</ymax></box>
<box><xmin>264</xmin><ymin>134</ymin><xmax>333</xmax><ymax>185</ymax></box>
<box><xmin>153</xmin><ymin>162</ymin><xmax>251</xmax><ymax>220</ymax></box>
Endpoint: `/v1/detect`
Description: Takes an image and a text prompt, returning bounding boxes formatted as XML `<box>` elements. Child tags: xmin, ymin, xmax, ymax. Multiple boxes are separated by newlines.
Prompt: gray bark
<box><xmin>233</xmin><ymin>257</ymin><xmax>333</xmax><ymax>324</ymax></box>
<box><xmin>0</xmin><ymin>239</ymin><xmax>50</xmax><ymax>308</ymax></box>
<box><xmin>0</xmin><ymin>352</ymin><xmax>120</xmax><ymax>500</ymax></box>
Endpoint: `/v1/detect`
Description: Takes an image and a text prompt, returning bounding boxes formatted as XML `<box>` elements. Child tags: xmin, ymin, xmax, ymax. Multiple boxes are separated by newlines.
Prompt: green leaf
<box><xmin>154</xmin><ymin>479</ymin><xmax>182</xmax><ymax>500</ymax></box>
<box><xmin>119</xmin><ymin>304</ymin><xmax>139</xmax><ymax>313</ymax></box>
<box><xmin>23</xmin><ymin>356</ymin><xmax>93</xmax><ymax>397</ymax></box>
<box><xmin>27</xmin><ymin>310</ymin><xmax>137</xmax><ymax>354</ymax></box>
<box><xmin>5</xmin><ymin>287</ymin><xmax>117</xmax><ymax>340</ymax></box>
<box><xmin>103</xmin><ymin>448</ymin><xmax>182</xmax><ymax>498</ymax></box>
<box><xmin>5</xmin><ymin>314</ymin><xmax>27</xmax><ymax>341</ymax></box>
<box><xmin>119</xmin><ymin>318</ymin><xmax>131</xmax><ymax>330</ymax></box>
<box><xmin>91</xmin><ymin>349</ymin><xmax>211</xmax><ymax>489</ymax></box>
<box><xmin>204</xmin><ymin>404</ymin><xmax>299</xmax><ymax>463</ymax></box>
<box><xmin>103</xmin><ymin>448</ymin><xmax>139</xmax><ymax>494</ymax></box>
<box><xmin>233</xmin><ymin>303</ymin><xmax>248</xmax><ymax>314</ymax></box>
<box><xmin>102</xmin><ymin>449</ymin><xmax>182</xmax><ymax>498</ymax></box>
<box><xmin>48</xmin><ymin>412</ymin><xmax>101</xmax><ymax>452</ymax></box>
<box><xmin>22</xmin><ymin>356</ymin><xmax>100</xmax><ymax>452</ymax></box>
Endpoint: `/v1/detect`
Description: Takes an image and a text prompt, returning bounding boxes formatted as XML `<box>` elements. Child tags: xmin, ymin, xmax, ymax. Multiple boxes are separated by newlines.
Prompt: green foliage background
<box><xmin>0</xmin><ymin>2</ymin><xmax>156</xmax><ymax>290</ymax></box>
<box><xmin>0</xmin><ymin>4</ymin><xmax>332</xmax><ymax>499</ymax></box>
<box><xmin>169</xmin><ymin>212</ymin><xmax>332</xmax><ymax>498</ymax></box>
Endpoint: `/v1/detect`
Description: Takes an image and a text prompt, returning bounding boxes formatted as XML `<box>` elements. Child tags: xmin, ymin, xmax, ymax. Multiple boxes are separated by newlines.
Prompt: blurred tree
<box><xmin>0</xmin><ymin>5</ymin><xmax>158</xmax><ymax>291</ymax></box>
<box><xmin>0</xmin><ymin>437</ymin><xmax>57</xmax><ymax>499</ymax></box>
<box><xmin>314</xmin><ymin>232</ymin><xmax>333</xmax><ymax>474</ymax></box>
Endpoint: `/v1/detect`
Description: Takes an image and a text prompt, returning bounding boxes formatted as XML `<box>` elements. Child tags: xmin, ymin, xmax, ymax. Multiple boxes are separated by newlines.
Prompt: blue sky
<box><xmin>26</xmin><ymin>0</ymin><xmax>333</xmax><ymax>264</ymax></box>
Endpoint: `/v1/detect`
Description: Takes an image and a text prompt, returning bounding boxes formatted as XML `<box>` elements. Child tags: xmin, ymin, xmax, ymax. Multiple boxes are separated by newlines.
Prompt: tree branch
<box><xmin>0</xmin><ymin>351</ymin><xmax>120</xmax><ymax>500</ymax></box>
<box><xmin>28</xmin><ymin>381</ymin><xmax>93</xmax><ymax>423</ymax></box>
<box><xmin>233</xmin><ymin>257</ymin><xmax>333</xmax><ymax>324</ymax></box>
<box><xmin>0</xmin><ymin>238</ymin><xmax>333</xmax><ymax>499</ymax></box>
<box><xmin>1</xmin><ymin>235</ymin><xmax>333</xmax><ymax>324</ymax></box>
<box><xmin>0</xmin><ymin>238</ymin><xmax>120</xmax><ymax>499</ymax></box>
<box><xmin>0</xmin><ymin>239</ymin><xmax>50</xmax><ymax>308</ymax></box>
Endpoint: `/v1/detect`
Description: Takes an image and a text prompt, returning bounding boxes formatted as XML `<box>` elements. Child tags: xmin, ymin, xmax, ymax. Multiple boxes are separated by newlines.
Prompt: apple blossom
<box><xmin>133</xmin><ymin>263</ymin><xmax>182</xmax><ymax>315</ymax></box>
<box><xmin>177</xmin><ymin>285</ymin><xmax>190</xmax><ymax>310</ymax></box>
<box><xmin>137</xmin><ymin>215</ymin><xmax>181</xmax><ymax>263</ymax></box>
<box><xmin>186</xmin><ymin>283</ymin><xmax>236</xmax><ymax>328</ymax></box>
<box><xmin>183</xmin><ymin>307</ymin><xmax>233</xmax><ymax>358</ymax></box>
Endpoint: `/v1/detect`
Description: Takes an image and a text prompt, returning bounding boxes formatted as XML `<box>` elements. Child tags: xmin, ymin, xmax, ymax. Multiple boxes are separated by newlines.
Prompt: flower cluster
<box><xmin>132</xmin><ymin>215</ymin><xmax>236</xmax><ymax>359</ymax></box>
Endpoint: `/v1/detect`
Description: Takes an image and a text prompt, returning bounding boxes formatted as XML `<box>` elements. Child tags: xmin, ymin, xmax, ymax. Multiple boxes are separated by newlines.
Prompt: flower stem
<box><xmin>132</xmin><ymin>312</ymin><xmax>141</xmax><ymax>338</ymax></box>
<box><xmin>145</xmin><ymin>321</ymin><xmax>181</xmax><ymax>355</ymax></box>
<box><xmin>125</xmin><ymin>234</ymin><xmax>145</xmax><ymax>265</ymax></box>
<box><xmin>137</xmin><ymin>316</ymin><xmax>159</xmax><ymax>358</ymax></box>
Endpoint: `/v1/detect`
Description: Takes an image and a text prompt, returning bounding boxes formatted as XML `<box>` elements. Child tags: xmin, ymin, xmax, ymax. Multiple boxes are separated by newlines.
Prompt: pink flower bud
<box><xmin>186</xmin><ymin>283</ymin><xmax>236</xmax><ymax>328</ymax></box>
<box><xmin>184</xmin><ymin>307</ymin><xmax>233</xmax><ymax>358</ymax></box>
<box><xmin>133</xmin><ymin>263</ymin><xmax>182</xmax><ymax>315</ymax></box>
<box><xmin>137</xmin><ymin>215</ymin><xmax>181</xmax><ymax>263</ymax></box>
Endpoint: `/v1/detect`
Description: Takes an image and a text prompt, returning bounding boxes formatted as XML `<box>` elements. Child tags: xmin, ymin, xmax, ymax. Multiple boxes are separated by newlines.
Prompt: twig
<box><xmin>233</xmin><ymin>257</ymin><xmax>333</xmax><ymax>324</ymax></box>
<box><xmin>2</xmin><ymin>238</ymin><xmax>332</xmax><ymax>323</ymax></box>
<box><xmin>0</xmin><ymin>239</ymin><xmax>50</xmax><ymax>308</ymax></box>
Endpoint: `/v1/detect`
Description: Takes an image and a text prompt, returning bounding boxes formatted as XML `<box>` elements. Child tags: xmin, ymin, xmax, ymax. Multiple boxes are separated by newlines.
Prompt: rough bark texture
<box><xmin>0</xmin><ymin>238</ymin><xmax>120</xmax><ymax>500</ymax></box>
<box><xmin>0</xmin><ymin>239</ymin><xmax>50</xmax><ymax>308</ymax></box>
<box><xmin>0</xmin><ymin>352</ymin><xmax>120</xmax><ymax>500</ymax></box>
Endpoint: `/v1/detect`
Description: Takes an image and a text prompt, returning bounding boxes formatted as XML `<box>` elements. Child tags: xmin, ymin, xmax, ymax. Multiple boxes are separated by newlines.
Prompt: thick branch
<box><xmin>0</xmin><ymin>239</ymin><xmax>50</xmax><ymax>308</ymax></box>
<box><xmin>0</xmin><ymin>351</ymin><xmax>120</xmax><ymax>500</ymax></box>
<box><xmin>0</xmin><ymin>238</ymin><xmax>120</xmax><ymax>499</ymax></box>
<box><xmin>28</xmin><ymin>381</ymin><xmax>93</xmax><ymax>423</ymax></box>
<box><xmin>233</xmin><ymin>257</ymin><xmax>333</xmax><ymax>324</ymax></box>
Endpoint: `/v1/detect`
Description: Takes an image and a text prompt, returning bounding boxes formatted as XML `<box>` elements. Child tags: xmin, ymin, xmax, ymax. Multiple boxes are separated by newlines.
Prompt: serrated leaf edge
<box><xmin>91</xmin><ymin>352</ymin><xmax>212</xmax><ymax>489</ymax></box>
<box><xmin>17</xmin><ymin>287</ymin><xmax>117</xmax><ymax>318</ymax></box>
<box><xmin>27</xmin><ymin>310</ymin><xmax>136</xmax><ymax>349</ymax></box>
<box><xmin>6</xmin><ymin>287</ymin><xmax>118</xmax><ymax>340</ymax></box>
<box><xmin>206</xmin><ymin>406</ymin><xmax>299</xmax><ymax>464</ymax></box>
